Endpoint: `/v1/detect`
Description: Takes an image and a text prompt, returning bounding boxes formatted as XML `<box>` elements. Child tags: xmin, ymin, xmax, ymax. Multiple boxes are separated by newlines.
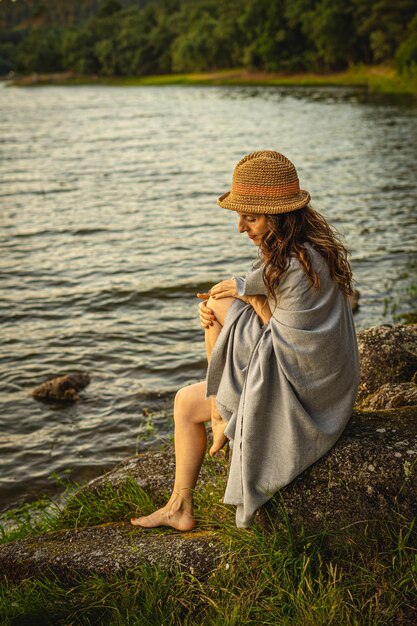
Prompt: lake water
<box><xmin>0</xmin><ymin>83</ymin><xmax>416</xmax><ymax>510</ymax></box>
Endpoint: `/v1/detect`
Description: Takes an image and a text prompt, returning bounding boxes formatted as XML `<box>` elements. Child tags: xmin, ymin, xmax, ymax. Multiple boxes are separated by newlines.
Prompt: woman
<box><xmin>131</xmin><ymin>150</ymin><xmax>360</xmax><ymax>530</ymax></box>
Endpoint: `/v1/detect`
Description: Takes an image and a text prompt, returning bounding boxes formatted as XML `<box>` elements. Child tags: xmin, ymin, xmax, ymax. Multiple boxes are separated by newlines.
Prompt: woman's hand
<box><xmin>207</xmin><ymin>279</ymin><xmax>238</xmax><ymax>299</ymax></box>
<box><xmin>196</xmin><ymin>293</ymin><xmax>216</xmax><ymax>329</ymax></box>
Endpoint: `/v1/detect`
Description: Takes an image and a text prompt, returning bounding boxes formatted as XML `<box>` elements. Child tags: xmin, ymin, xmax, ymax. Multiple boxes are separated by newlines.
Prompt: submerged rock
<box><xmin>356</xmin><ymin>324</ymin><xmax>417</xmax><ymax>406</ymax></box>
<box><xmin>360</xmin><ymin>382</ymin><xmax>417</xmax><ymax>410</ymax></box>
<box><xmin>0</xmin><ymin>523</ymin><xmax>223</xmax><ymax>583</ymax></box>
<box><xmin>32</xmin><ymin>372</ymin><xmax>90</xmax><ymax>403</ymax></box>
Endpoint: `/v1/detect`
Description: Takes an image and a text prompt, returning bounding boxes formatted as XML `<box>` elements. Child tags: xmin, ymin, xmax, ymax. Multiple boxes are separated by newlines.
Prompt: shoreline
<box><xmin>1</xmin><ymin>321</ymin><xmax>416</xmax><ymax>622</ymax></box>
<box><xmin>4</xmin><ymin>66</ymin><xmax>417</xmax><ymax>96</ymax></box>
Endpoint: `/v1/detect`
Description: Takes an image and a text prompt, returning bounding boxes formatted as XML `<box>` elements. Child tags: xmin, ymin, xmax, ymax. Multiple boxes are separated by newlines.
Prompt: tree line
<box><xmin>0</xmin><ymin>0</ymin><xmax>416</xmax><ymax>77</ymax></box>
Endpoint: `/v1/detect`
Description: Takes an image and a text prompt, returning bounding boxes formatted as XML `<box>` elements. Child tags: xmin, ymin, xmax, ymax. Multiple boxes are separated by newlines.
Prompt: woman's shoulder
<box><xmin>288</xmin><ymin>242</ymin><xmax>325</xmax><ymax>273</ymax></box>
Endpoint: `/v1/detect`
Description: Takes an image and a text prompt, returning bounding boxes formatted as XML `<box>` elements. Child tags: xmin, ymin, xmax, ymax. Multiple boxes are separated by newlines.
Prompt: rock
<box><xmin>3</xmin><ymin>321</ymin><xmax>416</xmax><ymax>583</ymax></box>
<box><xmin>349</xmin><ymin>288</ymin><xmax>360</xmax><ymax>312</ymax></box>
<box><xmin>257</xmin><ymin>406</ymin><xmax>417</xmax><ymax>538</ymax></box>
<box><xmin>0</xmin><ymin>407</ymin><xmax>416</xmax><ymax>583</ymax></box>
<box><xmin>357</xmin><ymin>324</ymin><xmax>417</xmax><ymax>406</ymax></box>
<box><xmin>84</xmin><ymin>407</ymin><xmax>417</xmax><ymax>541</ymax></box>
<box><xmin>0</xmin><ymin>523</ymin><xmax>223</xmax><ymax>584</ymax></box>
<box><xmin>87</xmin><ymin>449</ymin><xmax>176</xmax><ymax>501</ymax></box>
<box><xmin>86</xmin><ymin>447</ymin><xmax>227</xmax><ymax>506</ymax></box>
<box><xmin>360</xmin><ymin>382</ymin><xmax>417</xmax><ymax>410</ymax></box>
<box><xmin>32</xmin><ymin>372</ymin><xmax>90</xmax><ymax>403</ymax></box>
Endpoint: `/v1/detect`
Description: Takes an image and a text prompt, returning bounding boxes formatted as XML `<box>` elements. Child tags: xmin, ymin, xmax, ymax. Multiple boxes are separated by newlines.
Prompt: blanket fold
<box><xmin>206</xmin><ymin>242</ymin><xmax>360</xmax><ymax>528</ymax></box>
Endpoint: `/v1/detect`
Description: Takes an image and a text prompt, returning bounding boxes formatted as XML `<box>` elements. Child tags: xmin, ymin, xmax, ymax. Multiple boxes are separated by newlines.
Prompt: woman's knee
<box><xmin>174</xmin><ymin>382</ymin><xmax>211</xmax><ymax>424</ymax></box>
<box><xmin>174</xmin><ymin>387</ymin><xmax>186</xmax><ymax>415</ymax></box>
<box><xmin>206</xmin><ymin>296</ymin><xmax>235</xmax><ymax>326</ymax></box>
<box><xmin>174</xmin><ymin>385</ymin><xmax>198</xmax><ymax>422</ymax></box>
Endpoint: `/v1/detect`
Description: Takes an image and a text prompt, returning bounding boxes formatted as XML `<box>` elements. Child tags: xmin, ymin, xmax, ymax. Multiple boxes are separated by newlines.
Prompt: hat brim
<box><xmin>216</xmin><ymin>189</ymin><xmax>311</xmax><ymax>214</ymax></box>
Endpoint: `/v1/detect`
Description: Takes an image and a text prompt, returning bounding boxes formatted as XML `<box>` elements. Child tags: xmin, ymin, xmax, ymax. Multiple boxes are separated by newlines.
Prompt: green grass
<box><xmin>0</xmin><ymin>519</ymin><xmax>416</xmax><ymax>624</ymax></box>
<box><xmin>0</xmin><ymin>477</ymin><xmax>158</xmax><ymax>544</ymax></box>
<box><xmin>9</xmin><ymin>65</ymin><xmax>417</xmax><ymax>95</ymax></box>
<box><xmin>0</xmin><ymin>453</ymin><xmax>416</xmax><ymax>625</ymax></box>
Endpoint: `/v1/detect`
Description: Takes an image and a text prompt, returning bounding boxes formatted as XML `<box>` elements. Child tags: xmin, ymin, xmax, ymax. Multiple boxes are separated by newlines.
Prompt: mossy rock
<box><xmin>1</xmin><ymin>407</ymin><xmax>416</xmax><ymax>584</ymax></box>
<box><xmin>357</xmin><ymin>324</ymin><xmax>417</xmax><ymax>406</ymax></box>
<box><xmin>83</xmin><ymin>407</ymin><xmax>417</xmax><ymax>544</ymax></box>
<box><xmin>258</xmin><ymin>406</ymin><xmax>417</xmax><ymax>542</ymax></box>
<box><xmin>360</xmin><ymin>382</ymin><xmax>417</xmax><ymax>410</ymax></box>
<box><xmin>86</xmin><ymin>445</ymin><xmax>227</xmax><ymax>507</ymax></box>
<box><xmin>0</xmin><ymin>523</ymin><xmax>224</xmax><ymax>584</ymax></box>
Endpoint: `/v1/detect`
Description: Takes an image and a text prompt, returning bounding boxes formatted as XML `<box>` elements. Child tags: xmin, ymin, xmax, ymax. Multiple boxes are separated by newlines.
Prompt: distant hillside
<box><xmin>0</xmin><ymin>0</ymin><xmax>153</xmax><ymax>30</ymax></box>
<box><xmin>0</xmin><ymin>0</ymin><xmax>416</xmax><ymax>81</ymax></box>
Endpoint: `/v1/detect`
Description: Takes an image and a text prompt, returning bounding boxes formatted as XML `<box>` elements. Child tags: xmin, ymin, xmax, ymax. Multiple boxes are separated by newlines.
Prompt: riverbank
<box><xmin>1</xmin><ymin>403</ymin><xmax>416</xmax><ymax>625</ymax></box>
<box><xmin>6</xmin><ymin>65</ymin><xmax>417</xmax><ymax>96</ymax></box>
<box><xmin>1</xmin><ymin>322</ymin><xmax>416</xmax><ymax>624</ymax></box>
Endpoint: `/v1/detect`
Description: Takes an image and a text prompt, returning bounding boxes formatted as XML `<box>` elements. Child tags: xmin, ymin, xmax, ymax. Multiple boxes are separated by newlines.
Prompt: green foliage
<box><xmin>172</xmin><ymin>12</ymin><xmax>223</xmax><ymax>72</ymax></box>
<box><xmin>16</xmin><ymin>27</ymin><xmax>64</xmax><ymax>73</ymax></box>
<box><xmin>0</xmin><ymin>42</ymin><xmax>16</xmax><ymax>74</ymax></box>
<box><xmin>0</xmin><ymin>29</ymin><xmax>22</xmax><ymax>73</ymax></box>
<box><xmin>308</xmin><ymin>0</ymin><xmax>357</xmax><ymax>70</ymax></box>
<box><xmin>356</xmin><ymin>0</ymin><xmax>417</xmax><ymax>63</ymax></box>
<box><xmin>0</xmin><ymin>478</ymin><xmax>156</xmax><ymax>544</ymax></box>
<box><xmin>98</xmin><ymin>0</ymin><xmax>124</xmax><ymax>19</ymax></box>
<box><xmin>1</xmin><ymin>0</ymin><xmax>416</xmax><ymax>77</ymax></box>
<box><xmin>395</xmin><ymin>14</ymin><xmax>417</xmax><ymax>75</ymax></box>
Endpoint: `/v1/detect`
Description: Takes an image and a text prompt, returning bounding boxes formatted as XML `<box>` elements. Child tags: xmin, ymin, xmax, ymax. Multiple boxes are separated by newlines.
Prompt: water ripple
<box><xmin>0</xmin><ymin>84</ymin><xmax>416</xmax><ymax>510</ymax></box>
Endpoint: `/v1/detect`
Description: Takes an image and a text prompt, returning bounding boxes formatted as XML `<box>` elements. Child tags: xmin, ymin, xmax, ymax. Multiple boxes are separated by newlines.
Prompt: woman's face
<box><xmin>237</xmin><ymin>213</ymin><xmax>268</xmax><ymax>246</ymax></box>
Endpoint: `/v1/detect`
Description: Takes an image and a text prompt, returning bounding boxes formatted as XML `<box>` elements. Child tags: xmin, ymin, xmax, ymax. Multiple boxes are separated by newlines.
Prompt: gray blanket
<box><xmin>206</xmin><ymin>242</ymin><xmax>360</xmax><ymax>527</ymax></box>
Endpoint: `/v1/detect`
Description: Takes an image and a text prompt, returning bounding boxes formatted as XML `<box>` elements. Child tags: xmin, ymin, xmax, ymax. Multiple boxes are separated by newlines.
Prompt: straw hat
<box><xmin>217</xmin><ymin>150</ymin><xmax>310</xmax><ymax>214</ymax></box>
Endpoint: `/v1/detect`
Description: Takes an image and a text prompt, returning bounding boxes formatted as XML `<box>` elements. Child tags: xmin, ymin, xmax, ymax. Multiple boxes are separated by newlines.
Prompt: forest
<box><xmin>0</xmin><ymin>0</ymin><xmax>416</xmax><ymax>78</ymax></box>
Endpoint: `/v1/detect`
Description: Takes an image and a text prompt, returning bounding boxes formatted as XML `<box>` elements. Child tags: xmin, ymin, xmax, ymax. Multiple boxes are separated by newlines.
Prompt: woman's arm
<box><xmin>197</xmin><ymin>279</ymin><xmax>272</xmax><ymax>326</ymax></box>
<box><xmin>243</xmin><ymin>294</ymin><xmax>272</xmax><ymax>325</ymax></box>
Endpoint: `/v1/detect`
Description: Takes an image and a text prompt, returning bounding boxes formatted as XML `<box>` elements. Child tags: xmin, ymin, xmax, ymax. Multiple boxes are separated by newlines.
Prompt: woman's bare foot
<box><xmin>210</xmin><ymin>420</ymin><xmax>228</xmax><ymax>456</ymax></box>
<box><xmin>210</xmin><ymin>401</ymin><xmax>228</xmax><ymax>457</ymax></box>
<box><xmin>130</xmin><ymin>502</ymin><xmax>195</xmax><ymax>531</ymax></box>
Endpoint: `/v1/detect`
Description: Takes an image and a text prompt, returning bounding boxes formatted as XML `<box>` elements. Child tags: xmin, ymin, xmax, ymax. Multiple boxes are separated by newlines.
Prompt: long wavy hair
<box><xmin>259</xmin><ymin>205</ymin><xmax>353</xmax><ymax>301</ymax></box>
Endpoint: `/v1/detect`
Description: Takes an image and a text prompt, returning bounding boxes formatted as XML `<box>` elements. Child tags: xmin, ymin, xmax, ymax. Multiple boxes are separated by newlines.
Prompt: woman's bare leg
<box><xmin>130</xmin><ymin>296</ymin><xmax>235</xmax><ymax>530</ymax></box>
<box><xmin>131</xmin><ymin>381</ymin><xmax>211</xmax><ymax>530</ymax></box>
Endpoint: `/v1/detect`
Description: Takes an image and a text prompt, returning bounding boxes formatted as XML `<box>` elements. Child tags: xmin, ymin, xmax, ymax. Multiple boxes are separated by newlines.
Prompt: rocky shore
<box><xmin>0</xmin><ymin>323</ymin><xmax>416</xmax><ymax>585</ymax></box>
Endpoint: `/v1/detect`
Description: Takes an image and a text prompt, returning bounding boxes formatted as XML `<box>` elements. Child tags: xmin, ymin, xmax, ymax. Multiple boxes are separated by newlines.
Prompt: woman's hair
<box><xmin>259</xmin><ymin>205</ymin><xmax>353</xmax><ymax>300</ymax></box>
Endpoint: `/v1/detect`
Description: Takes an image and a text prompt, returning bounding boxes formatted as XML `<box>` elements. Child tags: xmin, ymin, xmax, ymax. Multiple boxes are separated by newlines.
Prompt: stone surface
<box><xmin>0</xmin><ymin>523</ymin><xmax>224</xmax><ymax>583</ymax></box>
<box><xmin>87</xmin><ymin>450</ymin><xmax>176</xmax><ymax>501</ymax></box>
<box><xmin>356</xmin><ymin>324</ymin><xmax>417</xmax><ymax>406</ymax></box>
<box><xmin>32</xmin><ymin>372</ymin><xmax>91</xmax><ymax>403</ymax></box>
<box><xmin>3</xmin><ymin>323</ymin><xmax>417</xmax><ymax>584</ymax></box>
<box><xmin>258</xmin><ymin>406</ymin><xmax>417</xmax><ymax>537</ymax></box>
<box><xmin>360</xmin><ymin>382</ymin><xmax>417</xmax><ymax>410</ymax></box>
<box><xmin>86</xmin><ymin>447</ymin><xmax>227</xmax><ymax>506</ymax></box>
<box><xmin>1</xmin><ymin>407</ymin><xmax>416</xmax><ymax>583</ymax></box>
<box><xmin>85</xmin><ymin>407</ymin><xmax>417</xmax><ymax>539</ymax></box>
